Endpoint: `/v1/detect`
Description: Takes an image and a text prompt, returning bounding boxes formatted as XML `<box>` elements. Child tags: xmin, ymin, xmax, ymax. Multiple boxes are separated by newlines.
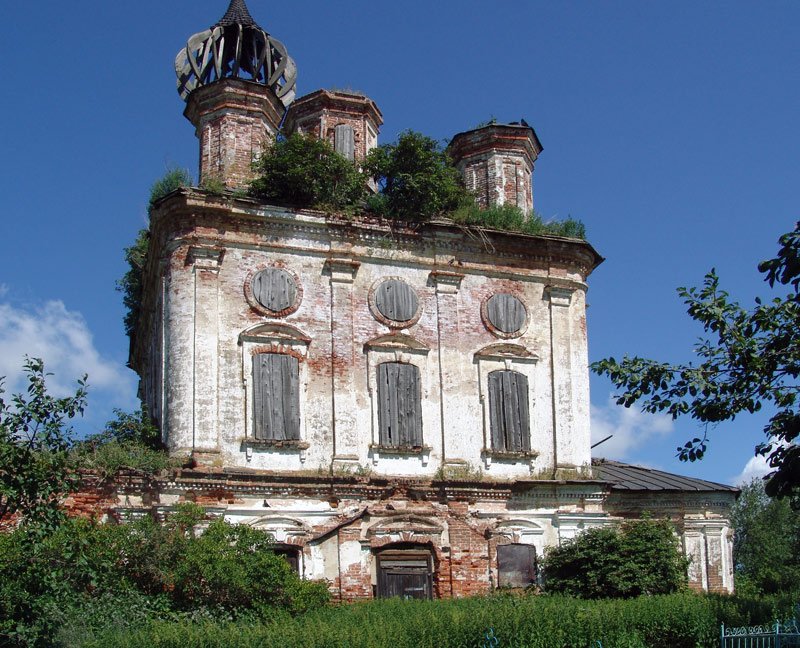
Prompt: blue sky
<box><xmin>2</xmin><ymin>1</ymin><xmax>798</xmax><ymax>485</ymax></box>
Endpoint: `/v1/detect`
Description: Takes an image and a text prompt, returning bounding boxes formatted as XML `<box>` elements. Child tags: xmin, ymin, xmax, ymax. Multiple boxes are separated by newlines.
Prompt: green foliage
<box><xmin>120</xmin><ymin>168</ymin><xmax>192</xmax><ymax>340</ymax></box>
<box><xmin>0</xmin><ymin>358</ymin><xmax>87</xmax><ymax>530</ymax></box>
<box><xmin>76</xmin><ymin>592</ymin><xmax>797</xmax><ymax>648</ymax></box>
<box><xmin>0</xmin><ymin>509</ymin><xmax>329</xmax><ymax>647</ymax></box>
<box><xmin>450</xmin><ymin>202</ymin><xmax>587</xmax><ymax>239</ymax></box>
<box><xmin>731</xmin><ymin>478</ymin><xmax>800</xmax><ymax>596</ymax></box>
<box><xmin>70</xmin><ymin>406</ymin><xmax>174</xmax><ymax>476</ymax></box>
<box><xmin>250</xmin><ymin>133</ymin><xmax>366</xmax><ymax>210</ymax></box>
<box><xmin>364</xmin><ymin>130</ymin><xmax>470</xmax><ymax>220</ymax></box>
<box><xmin>542</xmin><ymin>517</ymin><xmax>688</xmax><ymax>599</ymax></box>
<box><xmin>592</xmin><ymin>222</ymin><xmax>800</xmax><ymax>497</ymax></box>
<box><xmin>200</xmin><ymin>177</ymin><xmax>226</xmax><ymax>196</ymax></box>
<box><xmin>148</xmin><ymin>167</ymin><xmax>193</xmax><ymax>216</ymax></box>
<box><xmin>118</xmin><ymin>228</ymin><xmax>150</xmax><ymax>339</ymax></box>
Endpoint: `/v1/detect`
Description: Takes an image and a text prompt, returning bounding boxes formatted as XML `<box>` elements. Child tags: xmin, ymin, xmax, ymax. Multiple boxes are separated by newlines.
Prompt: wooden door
<box><xmin>377</xmin><ymin>554</ymin><xmax>432</xmax><ymax>599</ymax></box>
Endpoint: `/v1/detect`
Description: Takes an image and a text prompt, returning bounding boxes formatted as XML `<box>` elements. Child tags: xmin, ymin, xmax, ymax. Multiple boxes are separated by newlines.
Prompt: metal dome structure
<box><xmin>175</xmin><ymin>0</ymin><xmax>297</xmax><ymax>106</ymax></box>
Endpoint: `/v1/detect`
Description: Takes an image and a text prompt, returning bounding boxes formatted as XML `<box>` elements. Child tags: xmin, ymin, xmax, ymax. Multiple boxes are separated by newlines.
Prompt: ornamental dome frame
<box><xmin>175</xmin><ymin>0</ymin><xmax>297</xmax><ymax>106</ymax></box>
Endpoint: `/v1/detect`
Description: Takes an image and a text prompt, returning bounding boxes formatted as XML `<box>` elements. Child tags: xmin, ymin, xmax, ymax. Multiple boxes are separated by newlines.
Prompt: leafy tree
<box><xmin>364</xmin><ymin>130</ymin><xmax>470</xmax><ymax>220</ymax></box>
<box><xmin>250</xmin><ymin>133</ymin><xmax>366</xmax><ymax>210</ymax></box>
<box><xmin>0</xmin><ymin>358</ymin><xmax>87</xmax><ymax>530</ymax></box>
<box><xmin>542</xmin><ymin>517</ymin><xmax>688</xmax><ymax>598</ymax></box>
<box><xmin>119</xmin><ymin>167</ymin><xmax>192</xmax><ymax>340</ymax></box>
<box><xmin>593</xmin><ymin>223</ymin><xmax>800</xmax><ymax>498</ymax></box>
<box><xmin>731</xmin><ymin>479</ymin><xmax>800</xmax><ymax>595</ymax></box>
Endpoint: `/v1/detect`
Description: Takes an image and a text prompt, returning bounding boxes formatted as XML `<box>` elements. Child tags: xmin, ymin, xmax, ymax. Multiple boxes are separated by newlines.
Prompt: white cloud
<box><xmin>0</xmin><ymin>299</ymin><xmax>136</xmax><ymax>422</ymax></box>
<box><xmin>591</xmin><ymin>393</ymin><xmax>674</xmax><ymax>460</ymax></box>
<box><xmin>733</xmin><ymin>453</ymin><xmax>772</xmax><ymax>486</ymax></box>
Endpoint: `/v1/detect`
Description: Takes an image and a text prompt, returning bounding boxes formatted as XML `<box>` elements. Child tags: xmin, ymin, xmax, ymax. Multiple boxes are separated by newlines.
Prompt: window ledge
<box><xmin>482</xmin><ymin>449</ymin><xmax>539</xmax><ymax>461</ymax></box>
<box><xmin>369</xmin><ymin>444</ymin><xmax>431</xmax><ymax>456</ymax></box>
<box><xmin>240</xmin><ymin>438</ymin><xmax>310</xmax><ymax>451</ymax></box>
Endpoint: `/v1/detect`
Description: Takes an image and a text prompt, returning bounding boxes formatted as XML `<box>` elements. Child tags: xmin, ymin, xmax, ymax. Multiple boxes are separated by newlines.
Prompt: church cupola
<box><xmin>176</xmin><ymin>0</ymin><xmax>297</xmax><ymax>188</ymax></box>
<box><xmin>448</xmin><ymin>122</ymin><xmax>543</xmax><ymax>214</ymax></box>
<box><xmin>284</xmin><ymin>90</ymin><xmax>383</xmax><ymax>164</ymax></box>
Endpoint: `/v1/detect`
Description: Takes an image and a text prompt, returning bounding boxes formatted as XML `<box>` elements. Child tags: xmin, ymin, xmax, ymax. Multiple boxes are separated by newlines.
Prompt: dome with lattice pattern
<box><xmin>175</xmin><ymin>0</ymin><xmax>296</xmax><ymax>106</ymax></box>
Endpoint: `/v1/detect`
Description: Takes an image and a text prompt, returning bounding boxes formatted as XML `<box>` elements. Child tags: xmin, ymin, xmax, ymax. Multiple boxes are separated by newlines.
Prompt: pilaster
<box><xmin>546</xmin><ymin>286</ymin><xmax>587</xmax><ymax>469</ymax></box>
<box><xmin>325</xmin><ymin>258</ymin><xmax>361</xmax><ymax>469</ymax></box>
<box><xmin>189</xmin><ymin>246</ymin><xmax>224</xmax><ymax>464</ymax></box>
<box><xmin>430</xmin><ymin>271</ymin><xmax>464</xmax><ymax>466</ymax></box>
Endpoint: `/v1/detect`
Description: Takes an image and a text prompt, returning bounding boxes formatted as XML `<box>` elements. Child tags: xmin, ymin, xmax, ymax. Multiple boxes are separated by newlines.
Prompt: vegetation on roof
<box><xmin>247</xmin><ymin>129</ymin><xmax>587</xmax><ymax>239</ymax></box>
<box><xmin>249</xmin><ymin>133</ymin><xmax>365</xmax><ymax>210</ymax></box>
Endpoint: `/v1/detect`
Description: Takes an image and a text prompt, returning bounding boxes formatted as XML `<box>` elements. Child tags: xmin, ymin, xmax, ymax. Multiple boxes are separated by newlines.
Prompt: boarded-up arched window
<box><xmin>334</xmin><ymin>124</ymin><xmax>355</xmax><ymax>161</ymax></box>
<box><xmin>497</xmin><ymin>544</ymin><xmax>537</xmax><ymax>588</ymax></box>
<box><xmin>253</xmin><ymin>353</ymin><xmax>300</xmax><ymax>441</ymax></box>
<box><xmin>376</xmin><ymin>362</ymin><xmax>422</xmax><ymax>447</ymax></box>
<box><xmin>488</xmin><ymin>370</ymin><xmax>530</xmax><ymax>452</ymax></box>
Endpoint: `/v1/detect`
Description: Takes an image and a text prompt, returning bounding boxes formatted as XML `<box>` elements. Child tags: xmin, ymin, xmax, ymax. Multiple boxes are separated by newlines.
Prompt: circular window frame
<box><xmin>244</xmin><ymin>263</ymin><xmax>303</xmax><ymax>318</ymax></box>
<box><xmin>368</xmin><ymin>277</ymin><xmax>423</xmax><ymax>329</ymax></box>
<box><xmin>481</xmin><ymin>292</ymin><xmax>528</xmax><ymax>339</ymax></box>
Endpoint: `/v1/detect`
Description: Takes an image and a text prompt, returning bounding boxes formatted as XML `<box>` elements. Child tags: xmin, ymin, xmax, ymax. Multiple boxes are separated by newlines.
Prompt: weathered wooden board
<box><xmin>253</xmin><ymin>268</ymin><xmax>297</xmax><ymax>312</ymax></box>
<box><xmin>497</xmin><ymin>544</ymin><xmax>537</xmax><ymax>587</ymax></box>
<box><xmin>377</xmin><ymin>362</ymin><xmax>423</xmax><ymax>446</ymax></box>
<box><xmin>487</xmin><ymin>293</ymin><xmax>526</xmax><ymax>334</ymax></box>
<box><xmin>488</xmin><ymin>370</ymin><xmax>530</xmax><ymax>451</ymax></box>
<box><xmin>375</xmin><ymin>280</ymin><xmax>418</xmax><ymax>322</ymax></box>
<box><xmin>253</xmin><ymin>353</ymin><xmax>300</xmax><ymax>440</ymax></box>
<box><xmin>334</xmin><ymin>124</ymin><xmax>355</xmax><ymax>161</ymax></box>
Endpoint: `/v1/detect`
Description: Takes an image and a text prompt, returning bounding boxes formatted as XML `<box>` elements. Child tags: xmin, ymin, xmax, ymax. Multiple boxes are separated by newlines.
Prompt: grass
<box><xmin>76</xmin><ymin>591</ymin><xmax>798</xmax><ymax>648</ymax></box>
<box><xmin>449</xmin><ymin>203</ymin><xmax>587</xmax><ymax>239</ymax></box>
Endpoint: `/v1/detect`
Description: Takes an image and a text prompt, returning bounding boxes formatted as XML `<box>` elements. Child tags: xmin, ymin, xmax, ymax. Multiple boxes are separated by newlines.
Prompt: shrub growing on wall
<box><xmin>250</xmin><ymin>133</ymin><xmax>366</xmax><ymax>210</ymax></box>
<box><xmin>364</xmin><ymin>130</ymin><xmax>470</xmax><ymax>221</ymax></box>
<box><xmin>119</xmin><ymin>167</ymin><xmax>192</xmax><ymax>340</ymax></box>
<box><xmin>542</xmin><ymin>517</ymin><xmax>689</xmax><ymax>598</ymax></box>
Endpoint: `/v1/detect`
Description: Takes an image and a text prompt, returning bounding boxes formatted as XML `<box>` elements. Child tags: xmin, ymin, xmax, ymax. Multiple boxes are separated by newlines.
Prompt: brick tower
<box><xmin>448</xmin><ymin>122</ymin><xmax>543</xmax><ymax>213</ymax></box>
<box><xmin>175</xmin><ymin>0</ymin><xmax>298</xmax><ymax>188</ymax></box>
<box><xmin>284</xmin><ymin>90</ymin><xmax>383</xmax><ymax>163</ymax></box>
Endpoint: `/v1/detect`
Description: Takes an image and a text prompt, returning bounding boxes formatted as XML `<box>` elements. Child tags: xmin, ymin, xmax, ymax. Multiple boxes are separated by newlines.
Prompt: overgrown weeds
<box><xmin>450</xmin><ymin>202</ymin><xmax>586</xmax><ymax>239</ymax></box>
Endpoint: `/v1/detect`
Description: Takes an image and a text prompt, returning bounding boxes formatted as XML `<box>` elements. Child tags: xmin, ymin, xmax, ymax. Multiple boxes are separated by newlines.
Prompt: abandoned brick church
<box><xmin>105</xmin><ymin>0</ymin><xmax>738</xmax><ymax>598</ymax></box>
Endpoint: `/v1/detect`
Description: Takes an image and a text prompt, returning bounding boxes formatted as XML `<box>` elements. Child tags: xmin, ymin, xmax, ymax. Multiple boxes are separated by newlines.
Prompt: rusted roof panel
<box><xmin>592</xmin><ymin>458</ymin><xmax>738</xmax><ymax>492</ymax></box>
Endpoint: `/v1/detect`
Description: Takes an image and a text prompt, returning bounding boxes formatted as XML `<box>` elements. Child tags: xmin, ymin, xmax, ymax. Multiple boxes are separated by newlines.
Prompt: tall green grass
<box><xmin>449</xmin><ymin>203</ymin><xmax>587</xmax><ymax>240</ymax></box>
<box><xmin>78</xmin><ymin>592</ymin><xmax>796</xmax><ymax>648</ymax></box>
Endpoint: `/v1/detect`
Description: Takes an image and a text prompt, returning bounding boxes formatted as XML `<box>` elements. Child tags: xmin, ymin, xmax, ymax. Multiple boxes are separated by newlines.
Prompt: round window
<box><xmin>485</xmin><ymin>294</ymin><xmax>527</xmax><ymax>335</ymax></box>
<box><xmin>252</xmin><ymin>268</ymin><xmax>298</xmax><ymax>313</ymax></box>
<box><xmin>373</xmin><ymin>279</ymin><xmax>419</xmax><ymax>324</ymax></box>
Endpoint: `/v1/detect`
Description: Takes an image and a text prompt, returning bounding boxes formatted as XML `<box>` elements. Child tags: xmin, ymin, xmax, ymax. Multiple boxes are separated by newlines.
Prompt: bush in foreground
<box><xmin>542</xmin><ymin>517</ymin><xmax>689</xmax><ymax>599</ymax></box>
<box><xmin>0</xmin><ymin>508</ymin><xmax>328</xmax><ymax>647</ymax></box>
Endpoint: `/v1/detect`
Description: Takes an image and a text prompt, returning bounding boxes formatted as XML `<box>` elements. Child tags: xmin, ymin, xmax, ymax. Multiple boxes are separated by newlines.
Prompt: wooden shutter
<box><xmin>253</xmin><ymin>353</ymin><xmax>300</xmax><ymax>441</ymax></box>
<box><xmin>377</xmin><ymin>362</ymin><xmax>422</xmax><ymax>446</ymax></box>
<box><xmin>497</xmin><ymin>544</ymin><xmax>537</xmax><ymax>588</ymax></box>
<box><xmin>334</xmin><ymin>124</ymin><xmax>355</xmax><ymax>161</ymax></box>
<box><xmin>488</xmin><ymin>370</ymin><xmax>530</xmax><ymax>451</ymax></box>
<box><xmin>374</xmin><ymin>280</ymin><xmax>418</xmax><ymax>322</ymax></box>
<box><xmin>252</xmin><ymin>268</ymin><xmax>297</xmax><ymax>312</ymax></box>
<box><xmin>486</xmin><ymin>294</ymin><xmax>526</xmax><ymax>334</ymax></box>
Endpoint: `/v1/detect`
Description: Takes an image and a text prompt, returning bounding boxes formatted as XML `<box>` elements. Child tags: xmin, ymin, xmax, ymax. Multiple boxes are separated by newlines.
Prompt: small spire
<box><xmin>215</xmin><ymin>0</ymin><xmax>259</xmax><ymax>28</ymax></box>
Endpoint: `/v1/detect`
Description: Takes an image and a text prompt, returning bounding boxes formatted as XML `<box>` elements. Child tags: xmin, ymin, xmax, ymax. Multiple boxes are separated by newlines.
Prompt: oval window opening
<box><xmin>374</xmin><ymin>280</ymin><xmax>419</xmax><ymax>323</ymax></box>
<box><xmin>486</xmin><ymin>294</ymin><xmax>526</xmax><ymax>334</ymax></box>
<box><xmin>252</xmin><ymin>268</ymin><xmax>298</xmax><ymax>313</ymax></box>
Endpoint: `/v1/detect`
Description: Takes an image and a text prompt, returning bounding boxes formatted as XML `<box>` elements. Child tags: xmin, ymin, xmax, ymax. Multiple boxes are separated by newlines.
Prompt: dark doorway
<box><xmin>273</xmin><ymin>546</ymin><xmax>301</xmax><ymax>574</ymax></box>
<box><xmin>376</xmin><ymin>550</ymin><xmax>433</xmax><ymax>599</ymax></box>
